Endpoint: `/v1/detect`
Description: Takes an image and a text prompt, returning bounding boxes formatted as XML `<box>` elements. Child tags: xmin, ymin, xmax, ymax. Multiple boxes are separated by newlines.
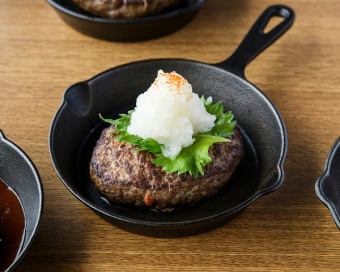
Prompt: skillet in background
<box><xmin>49</xmin><ymin>5</ymin><xmax>295</xmax><ymax>237</ymax></box>
<box><xmin>47</xmin><ymin>0</ymin><xmax>206</xmax><ymax>41</ymax></box>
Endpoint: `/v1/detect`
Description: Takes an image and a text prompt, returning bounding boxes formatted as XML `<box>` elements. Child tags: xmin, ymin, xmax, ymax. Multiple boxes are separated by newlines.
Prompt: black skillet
<box><xmin>49</xmin><ymin>5</ymin><xmax>295</xmax><ymax>237</ymax></box>
<box><xmin>47</xmin><ymin>0</ymin><xmax>206</xmax><ymax>42</ymax></box>
<box><xmin>316</xmin><ymin>138</ymin><xmax>340</xmax><ymax>230</ymax></box>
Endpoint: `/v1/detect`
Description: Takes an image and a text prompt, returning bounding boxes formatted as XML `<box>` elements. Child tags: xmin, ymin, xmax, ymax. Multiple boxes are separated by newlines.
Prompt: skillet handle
<box><xmin>217</xmin><ymin>5</ymin><xmax>295</xmax><ymax>78</ymax></box>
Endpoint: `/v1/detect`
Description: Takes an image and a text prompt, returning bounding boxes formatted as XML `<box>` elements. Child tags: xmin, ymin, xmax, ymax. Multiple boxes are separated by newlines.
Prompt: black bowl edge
<box><xmin>0</xmin><ymin>130</ymin><xmax>44</xmax><ymax>271</ymax></box>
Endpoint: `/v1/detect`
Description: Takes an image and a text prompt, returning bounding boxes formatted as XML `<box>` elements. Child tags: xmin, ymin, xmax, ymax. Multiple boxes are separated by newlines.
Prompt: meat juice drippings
<box><xmin>0</xmin><ymin>179</ymin><xmax>25</xmax><ymax>271</ymax></box>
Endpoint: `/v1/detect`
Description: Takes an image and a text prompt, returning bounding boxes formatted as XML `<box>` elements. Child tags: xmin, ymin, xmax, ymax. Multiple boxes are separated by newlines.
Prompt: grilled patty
<box><xmin>90</xmin><ymin>126</ymin><xmax>244</xmax><ymax>209</ymax></box>
<box><xmin>72</xmin><ymin>0</ymin><xmax>184</xmax><ymax>19</ymax></box>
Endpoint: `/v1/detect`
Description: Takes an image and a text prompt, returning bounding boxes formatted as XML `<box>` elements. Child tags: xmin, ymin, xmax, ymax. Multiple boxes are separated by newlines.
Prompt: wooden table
<box><xmin>1</xmin><ymin>0</ymin><xmax>339</xmax><ymax>271</ymax></box>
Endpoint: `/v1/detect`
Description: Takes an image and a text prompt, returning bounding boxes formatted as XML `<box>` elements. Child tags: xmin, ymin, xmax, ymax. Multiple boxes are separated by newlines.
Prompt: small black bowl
<box><xmin>0</xmin><ymin>130</ymin><xmax>43</xmax><ymax>271</ymax></box>
<box><xmin>316</xmin><ymin>138</ymin><xmax>340</xmax><ymax>230</ymax></box>
<box><xmin>47</xmin><ymin>0</ymin><xmax>206</xmax><ymax>41</ymax></box>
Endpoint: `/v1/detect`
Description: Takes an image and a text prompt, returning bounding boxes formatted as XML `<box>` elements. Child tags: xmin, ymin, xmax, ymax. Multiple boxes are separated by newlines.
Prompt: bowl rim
<box><xmin>0</xmin><ymin>130</ymin><xmax>44</xmax><ymax>272</ymax></box>
<box><xmin>46</xmin><ymin>0</ymin><xmax>206</xmax><ymax>24</ymax></box>
<box><xmin>48</xmin><ymin>58</ymin><xmax>287</xmax><ymax>228</ymax></box>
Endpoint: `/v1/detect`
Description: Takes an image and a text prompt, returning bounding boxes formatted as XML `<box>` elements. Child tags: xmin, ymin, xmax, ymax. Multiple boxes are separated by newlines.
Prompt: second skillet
<box><xmin>50</xmin><ymin>5</ymin><xmax>295</xmax><ymax>237</ymax></box>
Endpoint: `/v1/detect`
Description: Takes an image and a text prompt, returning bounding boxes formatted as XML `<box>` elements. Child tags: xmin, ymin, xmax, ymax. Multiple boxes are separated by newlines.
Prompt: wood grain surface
<box><xmin>0</xmin><ymin>0</ymin><xmax>339</xmax><ymax>271</ymax></box>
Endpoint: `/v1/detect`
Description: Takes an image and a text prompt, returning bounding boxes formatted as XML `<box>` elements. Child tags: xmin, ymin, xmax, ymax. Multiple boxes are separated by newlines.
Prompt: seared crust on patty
<box><xmin>90</xmin><ymin>126</ymin><xmax>244</xmax><ymax>208</ymax></box>
<box><xmin>72</xmin><ymin>0</ymin><xmax>184</xmax><ymax>19</ymax></box>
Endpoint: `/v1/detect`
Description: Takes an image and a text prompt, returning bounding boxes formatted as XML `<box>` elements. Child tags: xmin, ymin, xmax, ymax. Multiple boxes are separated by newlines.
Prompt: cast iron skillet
<box><xmin>47</xmin><ymin>0</ymin><xmax>206</xmax><ymax>41</ymax></box>
<box><xmin>49</xmin><ymin>5</ymin><xmax>295</xmax><ymax>237</ymax></box>
<box><xmin>0</xmin><ymin>130</ymin><xmax>43</xmax><ymax>271</ymax></box>
<box><xmin>315</xmin><ymin>138</ymin><xmax>340</xmax><ymax>230</ymax></box>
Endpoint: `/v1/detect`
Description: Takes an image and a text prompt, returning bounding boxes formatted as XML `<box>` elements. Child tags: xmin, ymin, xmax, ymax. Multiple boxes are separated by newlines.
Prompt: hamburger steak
<box><xmin>72</xmin><ymin>0</ymin><xmax>184</xmax><ymax>19</ymax></box>
<box><xmin>89</xmin><ymin>126</ymin><xmax>244</xmax><ymax>209</ymax></box>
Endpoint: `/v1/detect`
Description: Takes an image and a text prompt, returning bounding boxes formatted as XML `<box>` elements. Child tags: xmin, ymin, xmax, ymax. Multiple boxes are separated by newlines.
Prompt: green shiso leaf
<box><xmin>99</xmin><ymin>97</ymin><xmax>236</xmax><ymax>177</ymax></box>
<box><xmin>100</xmin><ymin>113</ymin><xmax>165</xmax><ymax>153</ymax></box>
<box><xmin>201</xmin><ymin>96</ymin><xmax>237</xmax><ymax>138</ymax></box>
<box><xmin>152</xmin><ymin>134</ymin><xmax>228</xmax><ymax>178</ymax></box>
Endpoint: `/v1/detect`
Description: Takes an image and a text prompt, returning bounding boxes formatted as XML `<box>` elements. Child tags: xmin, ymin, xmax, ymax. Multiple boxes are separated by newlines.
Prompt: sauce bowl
<box><xmin>0</xmin><ymin>130</ymin><xmax>43</xmax><ymax>271</ymax></box>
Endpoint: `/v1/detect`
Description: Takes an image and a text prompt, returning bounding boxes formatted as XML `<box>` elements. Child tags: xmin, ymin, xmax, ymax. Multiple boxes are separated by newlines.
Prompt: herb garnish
<box><xmin>100</xmin><ymin>97</ymin><xmax>236</xmax><ymax>177</ymax></box>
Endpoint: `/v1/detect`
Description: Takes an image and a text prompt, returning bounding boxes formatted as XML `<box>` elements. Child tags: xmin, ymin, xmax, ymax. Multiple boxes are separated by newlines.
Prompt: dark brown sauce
<box><xmin>0</xmin><ymin>179</ymin><xmax>25</xmax><ymax>271</ymax></box>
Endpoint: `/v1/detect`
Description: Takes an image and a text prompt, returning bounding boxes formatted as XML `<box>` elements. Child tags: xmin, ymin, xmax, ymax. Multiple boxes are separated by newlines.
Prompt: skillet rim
<box><xmin>49</xmin><ymin>58</ymin><xmax>288</xmax><ymax>227</ymax></box>
<box><xmin>315</xmin><ymin>137</ymin><xmax>340</xmax><ymax>230</ymax></box>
